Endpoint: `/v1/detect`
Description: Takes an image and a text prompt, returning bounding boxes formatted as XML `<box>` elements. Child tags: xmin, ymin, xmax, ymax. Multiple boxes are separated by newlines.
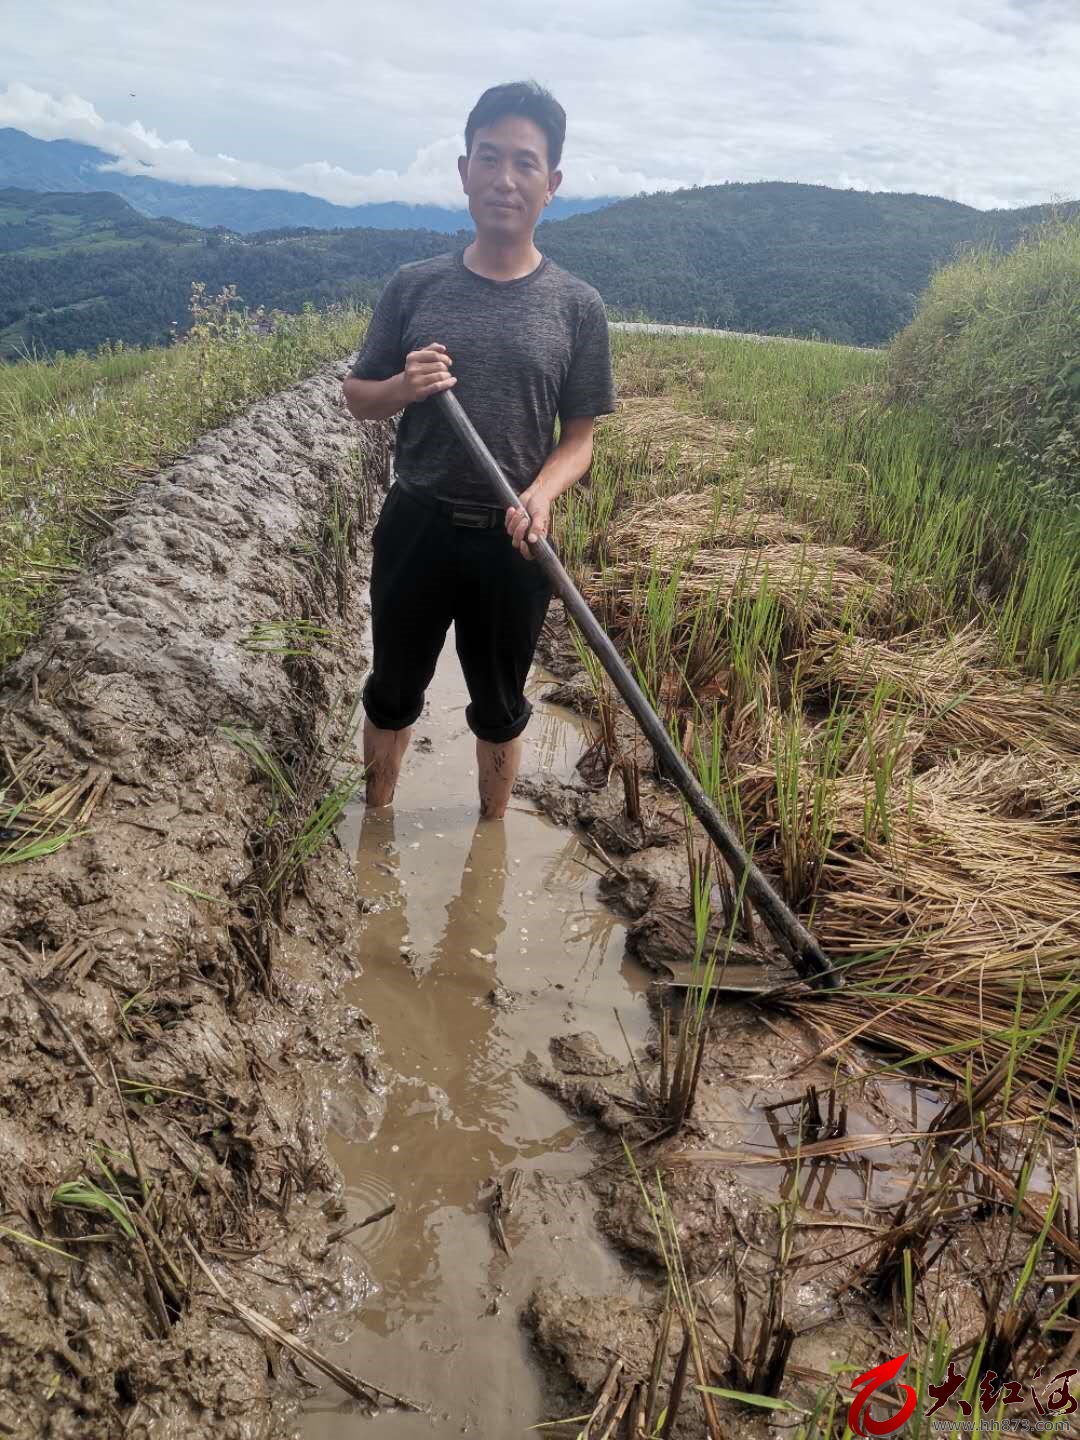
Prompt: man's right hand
<box><xmin>401</xmin><ymin>342</ymin><xmax>456</xmax><ymax>403</ymax></box>
<box><xmin>342</xmin><ymin>342</ymin><xmax>455</xmax><ymax>423</ymax></box>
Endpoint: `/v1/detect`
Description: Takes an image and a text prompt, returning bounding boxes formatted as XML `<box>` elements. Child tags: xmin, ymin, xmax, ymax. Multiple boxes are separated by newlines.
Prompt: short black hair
<box><xmin>464</xmin><ymin>81</ymin><xmax>566</xmax><ymax>170</ymax></box>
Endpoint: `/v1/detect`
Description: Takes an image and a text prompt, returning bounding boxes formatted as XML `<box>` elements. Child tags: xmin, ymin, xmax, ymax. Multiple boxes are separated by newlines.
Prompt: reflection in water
<box><xmin>537</xmin><ymin>844</ymin><xmax>622</xmax><ymax>989</ymax></box>
<box><xmin>754</xmin><ymin>1081</ymin><xmax>943</xmax><ymax>1213</ymax></box>
<box><xmin>302</xmin><ymin>651</ymin><xmax>652</xmax><ymax>1438</ymax></box>
<box><xmin>344</xmin><ymin>811</ymin><xmax>522</xmax><ymax>1334</ymax></box>
<box><xmin>529</xmin><ymin>698</ymin><xmax>583</xmax><ymax>779</ymax></box>
<box><xmin>429</xmin><ymin>820</ymin><xmax>511</xmax><ymax>1131</ymax></box>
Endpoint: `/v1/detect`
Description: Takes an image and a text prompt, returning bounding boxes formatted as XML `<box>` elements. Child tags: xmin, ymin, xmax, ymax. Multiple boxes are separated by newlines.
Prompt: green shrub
<box><xmin>888</xmin><ymin>217</ymin><xmax>1080</xmax><ymax>500</ymax></box>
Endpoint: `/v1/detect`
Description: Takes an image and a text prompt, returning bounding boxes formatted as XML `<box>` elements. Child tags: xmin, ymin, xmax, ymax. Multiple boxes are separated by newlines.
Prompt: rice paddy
<box><xmin>548</xmin><ymin>327</ymin><xmax>1080</xmax><ymax>1435</ymax></box>
<box><xmin>559</xmin><ymin>330</ymin><xmax>1080</xmax><ymax>1109</ymax></box>
<box><xmin>3</xmin><ymin>296</ymin><xmax>1078</xmax><ymax>1433</ymax></box>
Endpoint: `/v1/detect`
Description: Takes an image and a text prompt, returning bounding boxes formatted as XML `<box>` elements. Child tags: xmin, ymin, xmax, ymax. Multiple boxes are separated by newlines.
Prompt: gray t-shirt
<box><xmin>349</xmin><ymin>249</ymin><xmax>616</xmax><ymax>504</ymax></box>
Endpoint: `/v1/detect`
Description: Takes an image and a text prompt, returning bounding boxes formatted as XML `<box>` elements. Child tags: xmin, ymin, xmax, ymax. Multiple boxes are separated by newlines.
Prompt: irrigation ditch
<box><xmin>1</xmin><ymin>351</ymin><xmax>1078</xmax><ymax>1439</ymax></box>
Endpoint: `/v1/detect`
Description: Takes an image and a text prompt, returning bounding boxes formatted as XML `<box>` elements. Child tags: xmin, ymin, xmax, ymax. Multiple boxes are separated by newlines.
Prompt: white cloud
<box><xmin>0</xmin><ymin>82</ymin><xmax>197</xmax><ymax>162</ymax></box>
<box><xmin>4</xmin><ymin>0</ymin><xmax>1080</xmax><ymax>211</ymax></box>
<box><xmin>0</xmin><ymin>81</ymin><xmax>681</xmax><ymax>206</ymax></box>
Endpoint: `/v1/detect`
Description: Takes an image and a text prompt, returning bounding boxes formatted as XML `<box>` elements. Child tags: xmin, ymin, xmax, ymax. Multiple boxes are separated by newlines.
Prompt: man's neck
<box><xmin>463</xmin><ymin>234</ymin><xmax>542</xmax><ymax>282</ymax></box>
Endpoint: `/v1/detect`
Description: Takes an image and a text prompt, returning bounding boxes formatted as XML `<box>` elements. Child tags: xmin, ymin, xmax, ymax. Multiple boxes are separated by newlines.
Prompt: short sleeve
<box><xmin>559</xmin><ymin>296</ymin><xmax>617</xmax><ymax>422</ymax></box>
<box><xmin>349</xmin><ymin>270</ymin><xmax>405</xmax><ymax>381</ymax></box>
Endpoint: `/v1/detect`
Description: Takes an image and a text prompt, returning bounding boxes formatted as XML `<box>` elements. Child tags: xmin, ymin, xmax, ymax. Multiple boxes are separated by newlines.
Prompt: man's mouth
<box><xmin>489</xmin><ymin>201</ymin><xmax>520</xmax><ymax>211</ymax></box>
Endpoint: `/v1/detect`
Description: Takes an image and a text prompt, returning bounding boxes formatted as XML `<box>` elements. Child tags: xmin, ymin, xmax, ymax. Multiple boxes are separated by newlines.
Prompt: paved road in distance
<box><xmin>608</xmin><ymin>320</ymin><xmax>879</xmax><ymax>353</ymax></box>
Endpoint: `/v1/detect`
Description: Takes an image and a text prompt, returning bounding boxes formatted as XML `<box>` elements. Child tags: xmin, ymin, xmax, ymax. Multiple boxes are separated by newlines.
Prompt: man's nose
<box><xmin>492</xmin><ymin>165</ymin><xmax>516</xmax><ymax>191</ymax></box>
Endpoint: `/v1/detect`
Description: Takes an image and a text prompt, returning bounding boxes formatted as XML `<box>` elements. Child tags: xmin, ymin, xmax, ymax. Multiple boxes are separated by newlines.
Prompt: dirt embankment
<box><xmin>0</xmin><ymin>365</ymin><xmax>391</xmax><ymax>1439</ymax></box>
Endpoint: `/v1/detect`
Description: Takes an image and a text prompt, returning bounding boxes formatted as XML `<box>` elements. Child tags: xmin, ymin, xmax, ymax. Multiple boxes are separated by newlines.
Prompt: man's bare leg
<box><xmin>476</xmin><ymin>736</ymin><xmax>523</xmax><ymax>819</ymax></box>
<box><xmin>364</xmin><ymin>718</ymin><xmax>413</xmax><ymax>806</ymax></box>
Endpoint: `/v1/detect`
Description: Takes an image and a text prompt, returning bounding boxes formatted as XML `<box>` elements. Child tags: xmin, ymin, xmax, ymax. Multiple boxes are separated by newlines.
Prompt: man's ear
<box><xmin>545</xmin><ymin>168</ymin><xmax>563</xmax><ymax>204</ymax></box>
<box><xmin>457</xmin><ymin>154</ymin><xmax>469</xmax><ymax>192</ymax></box>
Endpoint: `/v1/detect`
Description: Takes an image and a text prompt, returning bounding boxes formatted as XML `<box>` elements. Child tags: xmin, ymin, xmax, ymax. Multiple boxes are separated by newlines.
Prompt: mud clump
<box><xmin>527</xmin><ymin>1284</ymin><xmax>705</xmax><ymax>1439</ymax></box>
<box><xmin>487</xmin><ymin>980</ymin><xmax>521</xmax><ymax>1012</ymax></box>
<box><xmin>550</xmin><ymin>1031</ymin><xmax>623</xmax><ymax>1077</ymax></box>
<box><xmin>515</xmin><ymin>771</ymin><xmax>680</xmax><ymax>855</ymax></box>
<box><xmin>539</xmin><ymin>670</ymin><xmax>597</xmax><ymax>716</ymax></box>
<box><xmin>521</xmin><ymin>1051</ymin><xmax>637</xmax><ymax>1135</ymax></box>
<box><xmin>0</xmin><ymin>363</ymin><xmax>393</xmax><ymax>1438</ymax></box>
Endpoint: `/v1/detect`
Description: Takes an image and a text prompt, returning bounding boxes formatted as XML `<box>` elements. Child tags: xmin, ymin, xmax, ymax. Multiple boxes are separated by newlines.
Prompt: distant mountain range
<box><xmin>1</xmin><ymin>176</ymin><xmax>1076</xmax><ymax>359</ymax></box>
<box><xmin>0</xmin><ymin>127</ymin><xmax>614</xmax><ymax>234</ymax></box>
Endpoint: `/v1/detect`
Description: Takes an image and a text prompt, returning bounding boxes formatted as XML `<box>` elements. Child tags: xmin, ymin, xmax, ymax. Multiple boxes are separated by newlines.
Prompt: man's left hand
<box><xmin>505</xmin><ymin>483</ymin><xmax>551</xmax><ymax>561</ymax></box>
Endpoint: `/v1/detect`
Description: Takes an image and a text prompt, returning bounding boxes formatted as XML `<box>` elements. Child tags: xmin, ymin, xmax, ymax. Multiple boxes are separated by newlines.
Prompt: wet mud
<box><xmin>0</xmin><ymin>363</ymin><xmax>391</xmax><ymax>1439</ymax></box>
<box><xmin>2</xmin><ymin>362</ymin><xmax>1010</xmax><ymax>1440</ymax></box>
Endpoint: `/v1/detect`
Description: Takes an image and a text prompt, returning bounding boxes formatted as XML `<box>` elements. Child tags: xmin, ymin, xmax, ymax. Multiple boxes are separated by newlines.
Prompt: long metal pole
<box><xmin>435</xmin><ymin>389</ymin><xmax>838</xmax><ymax>988</ymax></box>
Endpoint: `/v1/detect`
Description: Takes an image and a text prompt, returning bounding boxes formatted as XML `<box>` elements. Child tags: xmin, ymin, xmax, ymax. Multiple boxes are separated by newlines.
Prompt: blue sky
<box><xmin>4</xmin><ymin>0</ymin><xmax>1079</xmax><ymax>210</ymax></box>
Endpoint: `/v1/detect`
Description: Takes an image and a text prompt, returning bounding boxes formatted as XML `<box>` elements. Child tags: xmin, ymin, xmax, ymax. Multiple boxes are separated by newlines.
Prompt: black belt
<box><xmin>441</xmin><ymin>500</ymin><xmax>505</xmax><ymax>529</ymax></box>
<box><xmin>394</xmin><ymin>479</ymin><xmax>508</xmax><ymax>530</ymax></box>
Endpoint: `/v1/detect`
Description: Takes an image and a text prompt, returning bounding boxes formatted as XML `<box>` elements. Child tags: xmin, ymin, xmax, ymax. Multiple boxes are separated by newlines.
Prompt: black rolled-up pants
<box><xmin>362</xmin><ymin>482</ymin><xmax>554</xmax><ymax>745</ymax></box>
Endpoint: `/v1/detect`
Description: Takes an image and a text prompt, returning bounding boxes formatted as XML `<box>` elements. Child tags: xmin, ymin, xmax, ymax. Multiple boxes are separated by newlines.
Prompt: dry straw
<box><xmin>600</xmin><ymin>395</ymin><xmax>745</xmax><ymax>471</ymax></box>
<box><xmin>586</xmin><ymin>537</ymin><xmax>891</xmax><ymax>633</ymax></box>
<box><xmin>807</xmin><ymin>623</ymin><xmax>1080</xmax><ymax>757</ymax></box>
<box><xmin>589</xmin><ymin>370</ymin><xmax>1080</xmax><ymax>1134</ymax></box>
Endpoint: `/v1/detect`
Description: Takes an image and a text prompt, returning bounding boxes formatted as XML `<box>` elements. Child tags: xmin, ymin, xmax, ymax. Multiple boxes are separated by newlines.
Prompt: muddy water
<box><xmin>300</xmin><ymin>644</ymin><xmax>653</xmax><ymax>1437</ymax></box>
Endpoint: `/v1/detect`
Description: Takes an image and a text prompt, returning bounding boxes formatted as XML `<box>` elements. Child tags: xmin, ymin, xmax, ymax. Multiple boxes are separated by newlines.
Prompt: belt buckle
<box><xmin>450</xmin><ymin>505</ymin><xmax>492</xmax><ymax>529</ymax></box>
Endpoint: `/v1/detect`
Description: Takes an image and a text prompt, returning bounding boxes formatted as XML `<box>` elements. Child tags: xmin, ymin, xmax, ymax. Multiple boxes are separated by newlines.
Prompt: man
<box><xmin>342</xmin><ymin>80</ymin><xmax>616</xmax><ymax>819</ymax></box>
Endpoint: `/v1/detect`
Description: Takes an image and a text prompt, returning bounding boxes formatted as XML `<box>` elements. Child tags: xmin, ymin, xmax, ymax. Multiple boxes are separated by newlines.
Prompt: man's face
<box><xmin>457</xmin><ymin>115</ymin><xmax>562</xmax><ymax>241</ymax></box>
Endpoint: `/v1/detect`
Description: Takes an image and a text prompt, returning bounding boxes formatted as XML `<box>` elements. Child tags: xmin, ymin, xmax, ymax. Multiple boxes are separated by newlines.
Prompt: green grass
<box><xmin>0</xmin><ymin>283</ymin><xmax>370</xmax><ymax>666</ymax></box>
<box><xmin>52</xmin><ymin>1175</ymin><xmax>136</xmax><ymax>1239</ymax></box>
<box><xmin>888</xmin><ymin>215</ymin><xmax>1080</xmax><ymax>503</ymax></box>
<box><xmin>241</xmin><ymin>618</ymin><xmax>336</xmax><ymax>658</ymax></box>
<box><xmin>600</xmin><ymin>329</ymin><xmax>1080</xmax><ymax>683</ymax></box>
<box><xmin>0</xmin><ymin>1224</ymin><xmax>78</xmax><ymax>1262</ymax></box>
<box><xmin>223</xmin><ymin>695</ymin><xmax>366</xmax><ymax>924</ymax></box>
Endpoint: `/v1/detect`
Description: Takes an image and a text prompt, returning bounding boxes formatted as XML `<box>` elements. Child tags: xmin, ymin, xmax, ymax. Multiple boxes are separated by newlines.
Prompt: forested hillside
<box><xmin>538</xmin><ymin>182</ymin><xmax>1078</xmax><ymax>339</ymax></box>
<box><xmin>0</xmin><ymin>193</ymin><xmax>450</xmax><ymax>355</ymax></box>
<box><xmin>0</xmin><ymin>188</ymin><xmax>205</xmax><ymax>256</ymax></box>
<box><xmin>1</xmin><ymin>180</ymin><xmax>1075</xmax><ymax>357</ymax></box>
